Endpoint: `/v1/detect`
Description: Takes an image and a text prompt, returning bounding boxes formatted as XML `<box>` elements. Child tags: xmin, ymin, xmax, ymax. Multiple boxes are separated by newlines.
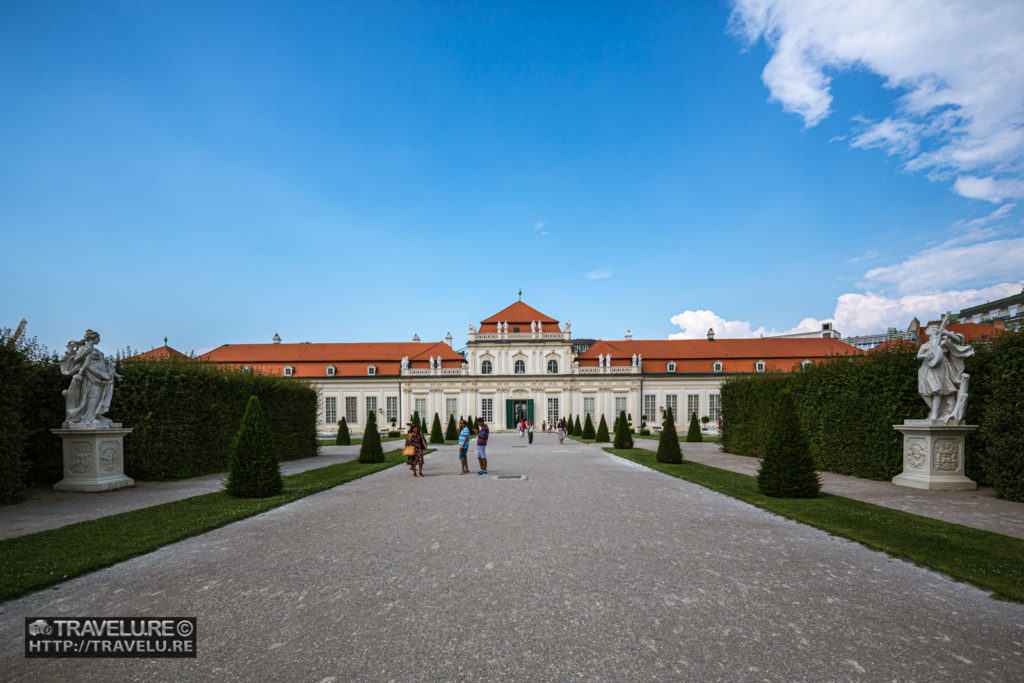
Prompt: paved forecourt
<box><xmin>2</xmin><ymin>433</ymin><xmax>1022</xmax><ymax>680</ymax></box>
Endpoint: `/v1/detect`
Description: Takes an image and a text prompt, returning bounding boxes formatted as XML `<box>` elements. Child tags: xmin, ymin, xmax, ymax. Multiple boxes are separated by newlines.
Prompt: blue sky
<box><xmin>2</xmin><ymin>1</ymin><xmax>1022</xmax><ymax>356</ymax></box>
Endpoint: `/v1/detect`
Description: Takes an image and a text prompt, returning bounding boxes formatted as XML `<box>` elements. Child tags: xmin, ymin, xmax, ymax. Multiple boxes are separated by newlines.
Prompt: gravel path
<box><xmin>2</xmin><ymin>434</ymin><xmax>1022</xmax><ymax>680</ymax></box>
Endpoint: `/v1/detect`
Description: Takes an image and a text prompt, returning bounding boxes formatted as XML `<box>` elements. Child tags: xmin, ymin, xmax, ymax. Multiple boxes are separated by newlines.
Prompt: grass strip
<box><xmin>604</xmin><ymin>447</ymin><xmax>1024</xmax><ymax>603</ymax></box>
<box><xmin>317</xmin><ymin>435</ymin><xmax>406</xmax><ymax>446</ymax></box>
<box><xmin>0</xmin><ymin>448</ymin><xmax>424</xmax><ymax>604</ymax></box>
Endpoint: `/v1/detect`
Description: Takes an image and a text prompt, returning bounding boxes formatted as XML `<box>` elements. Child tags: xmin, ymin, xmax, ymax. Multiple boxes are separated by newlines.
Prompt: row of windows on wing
<box><xmin>253</xmin><ymin>365</ymin><xmax>381</xmax><ymax>377</ymax></box>
<box><xmin>478</xmin><ymin>360</ymin><xmax>559</xmax><ymax>374</ymax></box>
<box><xmin>258</xmin><ymin>358</ymin><xmax>814</xmax><ymax>377</ymax></box>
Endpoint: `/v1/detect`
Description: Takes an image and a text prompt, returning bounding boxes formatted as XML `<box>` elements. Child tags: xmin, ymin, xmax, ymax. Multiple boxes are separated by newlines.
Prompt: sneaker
<box><xmin>477</xmin><ymin>470</ymin><xmax>486</xmax><ymax>476</ymax></box>
<box><xmin>459</xmin><ymin>470</ymin><xmax>468</xmax><ymax>475</ymax></box>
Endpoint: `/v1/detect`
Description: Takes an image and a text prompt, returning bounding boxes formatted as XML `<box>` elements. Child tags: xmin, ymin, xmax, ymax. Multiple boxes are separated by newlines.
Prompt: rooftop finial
<box><xmin>518</xmin><ymin>288</ymin><xmax>522</xmax><ymax>302</ymax></box>
<box><xmin>164</xmin><ymin>336</ymin><xmax>168</xmax><ymax>347</ymax></box>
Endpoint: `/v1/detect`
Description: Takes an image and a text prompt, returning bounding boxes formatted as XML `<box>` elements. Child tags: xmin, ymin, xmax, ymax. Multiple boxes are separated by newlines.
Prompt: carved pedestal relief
<box><xmin>934</xmin><ymin>438</ymin><xmax>961</xmax><ymax>472</ymax></box>
<box><xmin>99</xmin><ymin>441</ymin><xmax>121</xmax><ymax>472</ymax></box>
<box><xmin>907</xmin><ymin>439</ymin><xmax>927</xmax><ymax>470</ymax></box>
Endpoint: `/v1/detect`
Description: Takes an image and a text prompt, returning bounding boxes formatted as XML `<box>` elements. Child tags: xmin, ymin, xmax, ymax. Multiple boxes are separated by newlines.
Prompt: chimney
<box><xmin>272</xmin><ymin>333</ymin><xmax>281</xmax><ymax>344</ymax></box>
<box><xmin>625</xmin><ymin>330</ymin><xmax>633</xmax><ymax>340</ymax></box>
<box><xmin>412</xmin><ymin>333</ymin><xmax>420</xmax><ymax>343</ymax></box>
<box><xmin>707</xmin><ymin>328</ymin><xmax>715</xmax><ymax>341</ymax></box>
<box><xmin>445</xmin><ymin>332</ymin><xmax>453</xmax><ymax>347</ymax></box>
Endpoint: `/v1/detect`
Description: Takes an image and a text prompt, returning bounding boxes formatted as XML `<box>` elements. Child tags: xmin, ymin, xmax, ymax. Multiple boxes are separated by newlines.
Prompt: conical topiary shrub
<box><xmin>595</xmin><ymin>415</ymin><xmax>609</xmax><ymax>442</ymax></box>
<box><xmin>445</xmin><ymin>414</ymin><xmax>458</xmax><ymax>440</ymax></box>
<box><xmin>225</xmin><ymin>395</ymin><xmax>283</xmax><ymax>498</ymax></box>
<box><xmin>656</xmin><ymin>407</ymin><xmax>683</xmax><ymax>464</ymax></box>
<box><xmin>466</xmin><ymin>415</ymin><xmax>476</xmax><ymax>434</ymax></box>
<box><xmin>410</xmin><ymin>411</ymin><xmax>420</xmax><ymax>431</ymax></box>
<box><xmin>613</xmin><ymin>410</ymin><xmax>633</xmax><ymax>449</ymax></box>
<box><xmin>686</xmin><ymin>412</ymin><xmax>703</xmax><ymax>442</ymax></box>
<box><xmin>756</xmin><ymin>392</ymin><xmax>820</xmax><ymax>498</ymax></box>
<box><xmin>582</xmin><ymin>414</ymin><xmax>595</xmax><ymax>439</ymax></box>
<box><xmin>421</xmin><ymin>416</ymin><xmax>428</xmax><ymax>435</ymax></box>
<box><xmin>335</xmin><ymin>417</ymin><xmax>351</xmax><ymax>445</ymax></box>
<box><xmin>573</xmin><ymin>415</ymin><xmax>582</xmax><ymax>436</ymax></box>
<box><xmin>359</xmin><ymin>412</ymin><xmax>385</xmax><ymax>463</ymax></box>
<box><xmin>430</xmin><ymin>413</ymin><xmax>445</xmax><ymax>444</ymax></box>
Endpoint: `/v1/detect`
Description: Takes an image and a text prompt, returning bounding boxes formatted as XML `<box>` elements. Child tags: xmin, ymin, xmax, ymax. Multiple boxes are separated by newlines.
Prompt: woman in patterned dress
<box><xmin>406</xmin><ymin>423</ymin><xmax>428</xmax><ymax>477</ymax></box>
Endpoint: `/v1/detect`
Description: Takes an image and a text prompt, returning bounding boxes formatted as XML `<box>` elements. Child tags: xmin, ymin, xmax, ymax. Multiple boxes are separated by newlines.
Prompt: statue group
<box><xmin>917</xmin><ymin>314</ymin><xmax>973</xmax><ymax>424</ymax></box>
<box><xmin>59</xmin><ymin>329</ymin><xmax>122</xmax><ymax>429</ymax></box>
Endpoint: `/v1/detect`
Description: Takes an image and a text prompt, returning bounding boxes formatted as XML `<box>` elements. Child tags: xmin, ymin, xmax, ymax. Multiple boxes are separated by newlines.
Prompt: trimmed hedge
<box><xmin>721</xmin><ymin>333</ymin><xmax>1024</xmax><ymax>499</ymax></box>
<box><xmin>756</xmin><ymin>392</ymin><xmax>820</xmax><ymax>498</ymax></box>
<box><xmin>110</xmin><ymin>359</ymin><xmax>317</xmax><ymax>480</ymax></box>
<box><xmin>8</xmin><ymin>357</ymin><xmax>317</xmax><ymax>488</ymax></box>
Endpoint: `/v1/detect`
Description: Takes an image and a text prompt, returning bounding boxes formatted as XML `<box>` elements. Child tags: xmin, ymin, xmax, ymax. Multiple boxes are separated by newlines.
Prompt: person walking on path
<box><xmin>457</xmin><ymin>419</ymin><xmax>471</xmax><ymax>474</ymax></box>
<box><xmin>557</xmin><ymin>419</ymin><xmax>566</xmax><ymax>444</ymax></box>
<box><xmin>405</xmin><ymin>423</ymin><xmax>428</xmax><ymax>477</ymax></box>
<box><xmin>528</xmin><ymin>420</ymin><xmax>534</xmax><ymax>444</ymax></box>
<box><xmin>476</xmin><ymin>418</ymin><xmax>489</xmax><ymax>475</ymax></box>
<box><xmin>517</xmin><ymin>419</ymin><xmax>524</xmax><ymax>437</ymax></box>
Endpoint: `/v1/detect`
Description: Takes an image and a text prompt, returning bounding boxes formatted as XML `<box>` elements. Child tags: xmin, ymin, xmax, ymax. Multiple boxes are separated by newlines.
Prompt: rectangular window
<box><xmin>386</xmin><ymin>396</ymin><xmax>398</xmax><ymax>424</ymax></box>
<box><xmin>614</xmin><ymin>396</ymin><xmax>627</xmax><ymax>418</ymax></box>
<box><xmin>414</xmin><ymin>398</ymin><xmax>426</xmax><ymax>418</ymax></box>
<box><xmin>481</xmin><ymin>398</ymin><xmax>493</xmax><ymax>422</ymax></box>
<box><xmin>687</xmin><ymin>394</ymin><xmax>700</xmax><ymax>420</ymax></box>
<box><xmin>709</xmin><ymin>394</ymin><xmax>721</xmax><ymax>422</ymax></box>
<box><xmin>665</xmin><ymin>394</ymin><xmax>678</xmax><ymax>421</ymax></box>
<box><xmin>365</xmin><ymin>396</ymin><xmax>378</xmax><ymax>423</ymax></box>
<box><xmin>445</xmin><ymin>397</ymin><xmax>457</xmax><ymax>419</ymax></box>
<box><xmin>583</xmin><ymin>397</ymin><xmax>595</xmax><ymax>420</ymax></box>
<box><xmin>324</xmin><ymin>396</ymin><xmax>337</xmax><ymax>424</ymax></box>
<box><xmin>643</xmin><ymin>394</ymin><xmax>657</xmax><ymax>424</ymax></box>
<box><xmin>547</xmin><ymin>397</ymin><xmax>559</xmax><ymax>424</ymax></box>
<box><xmin>345</xmin><ymin>396</ymin><xmax>358</xmax><ymax>423</ymax></box>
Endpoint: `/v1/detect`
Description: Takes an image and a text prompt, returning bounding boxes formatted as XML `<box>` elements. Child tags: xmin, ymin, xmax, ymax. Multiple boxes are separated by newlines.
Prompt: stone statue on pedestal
<box><xmin>531</xmin><ymin>320</ymin><xmax>536</xmax><ymax>333</ymax></box>
<box><xmin>893</xmin><ymin>313</ymin><xmax>977</xmax><ymax>490</ymax></box>
<box><xmin>52</xmin><ymin>329</ymin><xmax>134</xmax><ymax>492</ymax></box>
<box><xmin>59</xmin><ymin>330</ymin><xmax>122</xmax><ymax>429</ymax></box>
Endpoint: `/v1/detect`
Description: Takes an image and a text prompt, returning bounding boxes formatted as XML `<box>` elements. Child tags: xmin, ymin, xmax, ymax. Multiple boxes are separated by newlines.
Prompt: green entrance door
<box><xmin>505</xmin><ymin>399</ymin><xmax>534</xmax><ymax>428</ymax></box>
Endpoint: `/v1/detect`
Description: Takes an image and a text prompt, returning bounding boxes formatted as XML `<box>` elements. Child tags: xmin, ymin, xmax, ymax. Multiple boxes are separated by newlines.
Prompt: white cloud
<box><xmin>849</xmin><ymin>249</ymin><xmax>878</xmax><ymax>264</ymax></box>
<box><xmin>534</xmin><ymin>221</ymin><xmax>545</xmax><ymax>230</ymax></box>
<box><xmin>668</xmin><ymin>310</ymin><xmax>822</xmax><ymax>339</ymax></box>
<box><xmin>586</xmin><ymin>268</ymin><xmax>612</xmax><ymax>280</ymax></box>
<box><xmin>861</xmin><ymin>235</ymin><xmax>1024</xmax><ymax>294</ymax></box>
<box><xmin>729</xmin><ymin>0</ymin><xmax>1024</xmax><ymax>201</ymax></box>
<box><xmin>668</xmin><ymin>282</ymin><xmax>1020</xmax><ymax>339</ymax></box>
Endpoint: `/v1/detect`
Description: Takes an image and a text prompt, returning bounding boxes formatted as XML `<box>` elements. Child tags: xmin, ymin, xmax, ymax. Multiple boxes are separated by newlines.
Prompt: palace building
<box><xmin>199</xmin><ymin>302</ymin><xmax>863</xmax><ymax>434</ymax></box>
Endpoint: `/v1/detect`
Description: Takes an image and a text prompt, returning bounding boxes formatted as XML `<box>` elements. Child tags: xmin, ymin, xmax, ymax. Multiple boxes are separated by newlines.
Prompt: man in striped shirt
<box><xmin>476</xmin><ymin>417</ymin><xmax>489</xmax><ymax>475</ymax></box>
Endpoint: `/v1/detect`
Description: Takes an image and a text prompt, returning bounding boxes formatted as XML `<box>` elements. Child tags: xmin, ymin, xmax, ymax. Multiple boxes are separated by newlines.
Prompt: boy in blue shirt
<box><xmin>476</xmin><ymin>418</ymin><xmax>489</xmax><ymax>475</ymax></box>
<box><xmin>457</xmin><ymin>419</ymin><xmax>471</xmax><ymax>474</ymax></box>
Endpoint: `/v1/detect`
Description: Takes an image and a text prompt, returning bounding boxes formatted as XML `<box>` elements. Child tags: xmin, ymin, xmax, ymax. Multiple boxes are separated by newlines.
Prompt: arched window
<box><xmin>284</xmin><ymin>366</ymin><xmax>294</xmax><ymax>377</ymax></box>
<box><xmin>481</xmin><ymin>360</ymin><xmax>493</xmax><ymax>374</ymax></box>
<box><xmin>712</xmin><ymin>361</ymin><xmax>723</xmax><ymax>373</ymax></box>
<box><xmin>326</xmin><ymin>365</ymin><xmax>336</xmax><ymax>377</ymax></box>
<box><xmin>514</xmin><ymin>360</ymin><xmax>526</xmax><ymax>374</ymax></box>
<box><xmin>547</xmin><ymin>359</ymin><xmax>558</xmax><ymax>374</ymax></box>
<box><xmin>666</xmin><ymin>361</ymin><xmax>676</xmax><ymax>373</ymax></box>
<box><xmin>367</xmin><ymin>365</ymin><xmax>377</xmax><ymax>376</ymax></box>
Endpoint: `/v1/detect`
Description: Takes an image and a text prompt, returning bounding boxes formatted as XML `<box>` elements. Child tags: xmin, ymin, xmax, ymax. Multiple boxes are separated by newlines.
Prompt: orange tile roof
<box><xmin>577</xmin><ymin>337</ymin><xmax>863</xmax><ymax>373</ymax></box>
<box><xmin>918</xmin><ymin>322</ymin><xmax>1006</xmax><ymax>343</ymax></box>
<box><xmin>199</xmin><ymin>341</ymin><xmax>464</xmax><ymax>378</ymax></box>
<box><xmin>479</xmin><ymin>302</ymin><xmax>560</xmax><ymax>333</ymax></box>
<box><xmin>123</xmin><ymin>346</ymin><xmax>189</xmax><ymax>362</ymax></box>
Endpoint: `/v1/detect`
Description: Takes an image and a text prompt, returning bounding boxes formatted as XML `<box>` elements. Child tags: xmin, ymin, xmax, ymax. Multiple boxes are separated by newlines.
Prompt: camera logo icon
<box><xmin>28</xmin><ymin>619</ymin><xmax>52</xmax><ymax>637</ymax></box>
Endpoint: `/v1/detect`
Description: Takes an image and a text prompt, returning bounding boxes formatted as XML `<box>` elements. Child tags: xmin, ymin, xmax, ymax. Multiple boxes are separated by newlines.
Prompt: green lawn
<box><xmin>318</xmin><ymin>435</ymin><xmax>407</xmax><ymax>446</ymax></box>
<box><xmin>0</xmin><ymin>448</ymin><xmax>427</xmax><ymax>603</ymax></box>
<box><xmin>604</xmin><ymin>447</ymin><xmax>1024</xmax><ymax>602</ymax></box>
<box><xmin>633</xmin><ymin>433</ymin><xmax>721</xmax><ymax>443</ymax></box>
